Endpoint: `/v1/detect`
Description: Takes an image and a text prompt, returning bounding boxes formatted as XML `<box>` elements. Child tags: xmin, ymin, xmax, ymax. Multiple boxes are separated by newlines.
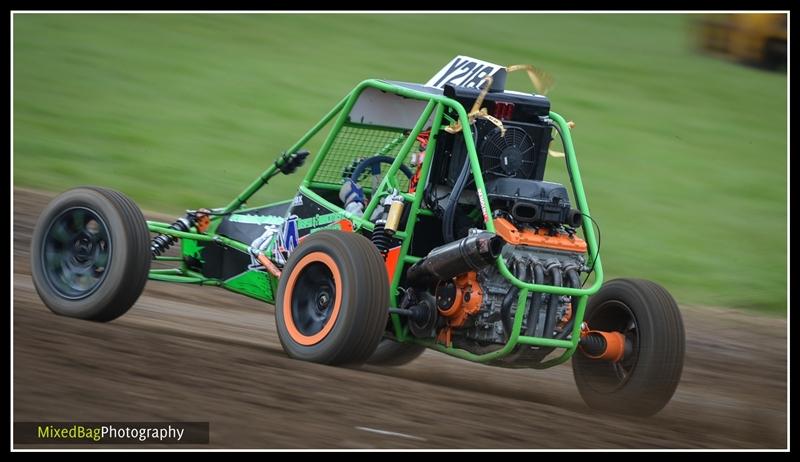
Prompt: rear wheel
<box><xmin>30</xmin><ymin>187</ymin><xmax>151</xmax><ymax>322</ymax></box>
<box><xmin>367</xmin><ymin>338</ymin><xmax>426</xmax><ymax>366</ymax></box>
<box><xmin>572</xmin><ymin>278</ymin><xmax>685</xmax><ymax>416</ymax></box>
<box><xmin>275</xmin><ymin>231</ymin><xmax>388</xmax><ymax>365</ymax></box>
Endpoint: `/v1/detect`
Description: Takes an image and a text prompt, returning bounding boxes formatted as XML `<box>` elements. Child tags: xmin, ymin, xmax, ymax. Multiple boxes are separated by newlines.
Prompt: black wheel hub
<box><xmin>292</xmin><ymin>262</ymin><xmax>337</xmax><ymax>336</ymax></box>
<box><xmin>316</xmin><ymin>290</ymin><xmax>332</xmax><ymax>312</ymax></box>
<box><xmin>41</xmin><ymin>207</ymin><xmax>111</xmax><ymax>299</ymax></box>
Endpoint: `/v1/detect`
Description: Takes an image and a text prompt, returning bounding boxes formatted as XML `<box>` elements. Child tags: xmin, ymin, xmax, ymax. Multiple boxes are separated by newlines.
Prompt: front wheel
<box><xmin>572</xmin><ymin>278</ymin><xmax>685</xmax><ymax>416</ymax></box>
<box><xmin>275</xmin><ymin>230</ymin><xmax>389</xmax><ymax>365</ymax></box>
<box><xmin>30</xmin><ymin>187</ymin><xmax>151</xmax><ymax>322</ymax></box>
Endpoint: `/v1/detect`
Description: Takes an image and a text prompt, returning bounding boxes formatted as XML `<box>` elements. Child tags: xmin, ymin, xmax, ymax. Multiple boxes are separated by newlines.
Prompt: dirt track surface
<box><xmin>13</xmin><ymin>188</ymin><xmax>787</xmax><ymax>449</ymax></box>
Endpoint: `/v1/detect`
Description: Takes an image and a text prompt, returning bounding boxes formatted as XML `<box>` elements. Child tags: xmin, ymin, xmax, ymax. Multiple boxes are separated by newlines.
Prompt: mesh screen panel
<box><xmin>312</xmin><ymin>124</ymin><xmax>422</xmax><ymax>192</ymax></box>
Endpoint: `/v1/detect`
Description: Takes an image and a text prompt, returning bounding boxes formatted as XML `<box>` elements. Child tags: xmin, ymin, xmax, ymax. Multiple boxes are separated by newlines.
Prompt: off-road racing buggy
<box><xmin>31</xmin><ymin>57</ymin><xmax>685</xmax><ymax>416</ymax></box>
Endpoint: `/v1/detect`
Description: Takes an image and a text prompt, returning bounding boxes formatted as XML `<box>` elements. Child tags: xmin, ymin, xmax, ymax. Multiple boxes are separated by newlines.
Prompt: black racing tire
<box><xmin>572</xmin><ymin>278</ymin><xmax>685</xmax><ymax>416</ymax></box>
<box><xmin>30</xmin><ymin>186</ymin><xmax>151</xmax><ymax>322</ymax></box>
<box><xmin>275</xmin><ymin>230</ymin><xmax>389</xmax><ymax>365</ymax></box>
<box><xmin>366</xmin><ymin>338</ymin><xmax>427</xmax><ymax>366</ymax></box>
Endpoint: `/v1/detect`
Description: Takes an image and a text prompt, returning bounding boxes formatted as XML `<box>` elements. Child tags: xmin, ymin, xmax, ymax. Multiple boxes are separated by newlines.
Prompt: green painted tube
<box><xmin>148</xmin><ymin>224</ymin><xmax>251</xmax><ymax>255</ymax></box>
<box><xmin>516</xmin><ymin>336</ymin><xmax>574</xmax><ymax>348</ymax></box>
<box><xmin>149</xmin><ymin>268</ymin><xmax>184</xmax><ymax>275</ymax></box>
<box><xmin>148</xmin><ymin>273</ymin><xmax>206</xmax><ymax>284</ymax></box>
<box><xmin>149</xmin><ymin>225</ymin><xmax>214</xmax><ymax>241</ymax></box>
<box><xmin>183</xmin><ymin>268</ymin><xmax>211</xmax><ymax>280</ymax></box>
<box><xmin>389</xmin><ymin>102</ymin><xmax>445</xmax><ymax>340</ymax></box>
<box><xmin>378</xmin><ymin>133</ymin><xmax>407</xmax><ymax>155</ymax></box>
<box><xmin>549</xmin><ymin>111</ymin><xmax>604</xmax><ymax>292</ymax></box>
<box><xmin>154</xmin><ymin>256</ymin><xmax>183</xmax><ymax>262</ymax></box>
<box><xmin>306</xmin><ymin>182</ymin><xmax>342</xmax><ymax>192</ymax></box>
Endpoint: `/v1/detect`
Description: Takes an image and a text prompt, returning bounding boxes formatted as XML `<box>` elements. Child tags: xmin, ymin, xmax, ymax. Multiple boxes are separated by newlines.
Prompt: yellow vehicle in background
<box><xmin>696</xmin><ymin>13</ymin><xmax>787</xmax><ymax>70</ymax></box>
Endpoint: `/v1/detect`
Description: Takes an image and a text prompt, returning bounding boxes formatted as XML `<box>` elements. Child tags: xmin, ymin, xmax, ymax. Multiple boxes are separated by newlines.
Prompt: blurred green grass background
<box><xmin>13</xmin><ymin>14</ymin><xmax>787</xmax><ymax>313</ymax></box>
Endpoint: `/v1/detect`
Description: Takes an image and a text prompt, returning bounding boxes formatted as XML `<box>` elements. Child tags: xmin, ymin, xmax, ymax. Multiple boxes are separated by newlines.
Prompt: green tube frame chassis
<box><xmin>147</xmin><ymin>79</ymin><xmax>604</xmax><ymax>368</ymax></box>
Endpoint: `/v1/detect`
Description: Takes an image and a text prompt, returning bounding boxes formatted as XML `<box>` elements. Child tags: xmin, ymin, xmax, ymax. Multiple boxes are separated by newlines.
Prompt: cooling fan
<box><xmin>479</xmin><ymin>126</ymin><xmax>536</xmax><ymax>178</ymax></box>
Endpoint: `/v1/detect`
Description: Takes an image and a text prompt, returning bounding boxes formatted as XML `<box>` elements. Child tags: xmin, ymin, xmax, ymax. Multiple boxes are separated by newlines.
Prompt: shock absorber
<box><xmin>371</xmin><ymin>220</ymin><xmax>390</xmax><ymax>256</ymax></box>
<box><xmin>151</xmin><ymin>215</ymin><xmax>195</xmax><ymax>257</ymax></box>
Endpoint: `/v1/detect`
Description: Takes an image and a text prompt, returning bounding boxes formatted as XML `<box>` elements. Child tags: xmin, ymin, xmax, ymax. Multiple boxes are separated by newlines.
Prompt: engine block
<box><xmin>452</xmin><ymin>240</ymin><xmax>587</xmax><ymax>352</ymax></box>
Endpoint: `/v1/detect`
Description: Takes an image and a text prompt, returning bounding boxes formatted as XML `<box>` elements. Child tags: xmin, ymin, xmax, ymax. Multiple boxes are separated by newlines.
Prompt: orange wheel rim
<box><xmin>283</xmin><ymin>252</ymin><xmax>342</xmax><ymax>346</ymax></box>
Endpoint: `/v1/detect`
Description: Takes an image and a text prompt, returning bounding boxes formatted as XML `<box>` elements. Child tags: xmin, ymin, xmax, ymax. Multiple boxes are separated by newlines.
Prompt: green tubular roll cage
<box><xmin>146</xmin><ymin>79</ymin><xmax>604</xmax><ymax>368</ymax></box>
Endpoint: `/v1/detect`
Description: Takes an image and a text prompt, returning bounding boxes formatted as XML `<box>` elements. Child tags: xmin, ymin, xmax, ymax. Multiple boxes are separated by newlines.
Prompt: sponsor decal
<box><xmin>228</xmin><ymin>214</ymin><xmax>285</xmax><ymax>225</ymax></box>
<box><xmin>247</xmin><ymin>213</ymin><xmax>352</xmax><ymax>272</ymax></box>
<box><xmin>295</xmin><ymin>212</ymin><xmax>347</xmax><ymax>230</ymax></box>
<box><xmin>248</xmin><ymin>224</ymin><xmax>283</xmax><ymax>269</ymax></box>
<box><xmin>282</xmin><ymin>215</ymin><xmax>300</xmax><ymax>254</ymax></box>
<box><xmin>477</xmin><ymin>188</ymin><xmax>489</xmax><ymax>223</ymax></box>
<box><xmin>308</xmin><ymin>218</ymin><xmax>354</xmax><ymax>234</ymax></box>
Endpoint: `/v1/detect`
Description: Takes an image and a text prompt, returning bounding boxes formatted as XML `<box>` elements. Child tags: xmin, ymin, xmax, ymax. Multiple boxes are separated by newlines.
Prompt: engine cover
<box><xmin>486</xmin><ymin>177</ymin><xmax>582</xmax><ymax>228</ymax></box>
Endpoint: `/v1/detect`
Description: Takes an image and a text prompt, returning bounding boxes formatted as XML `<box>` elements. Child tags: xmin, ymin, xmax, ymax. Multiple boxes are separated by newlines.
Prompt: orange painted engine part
<box><xmin>493</xmin><ymin>217</ymin><xmax>587</xmax><ymax>253</ymax></box>
<box><xmin>435</xmin><ymin>272</ymin><xmax>483</xmax><ymax>327</ymax></box>
<box><xmin>557</xmin><ymin>302</ymin><xmax>573</xmax><ymax>331</ymax></box>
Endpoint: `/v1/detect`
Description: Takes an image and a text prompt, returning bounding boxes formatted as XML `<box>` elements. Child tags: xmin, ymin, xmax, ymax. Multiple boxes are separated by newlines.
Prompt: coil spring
<box><xmin>151</xmin><ymin>216</ymin><xmax>193</xmax><ymax>257</ymax></box>
<box><xmin>372</xmin><ymin>221</ymin><xmax>390</xmax><ymax>256</ymax></box>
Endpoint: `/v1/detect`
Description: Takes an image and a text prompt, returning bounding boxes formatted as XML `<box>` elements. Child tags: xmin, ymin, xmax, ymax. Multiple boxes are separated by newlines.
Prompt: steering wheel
<box><xmin>350</xmin><ymin>155</ymin><xmax>413</xmax><ymax>191</ymax></box>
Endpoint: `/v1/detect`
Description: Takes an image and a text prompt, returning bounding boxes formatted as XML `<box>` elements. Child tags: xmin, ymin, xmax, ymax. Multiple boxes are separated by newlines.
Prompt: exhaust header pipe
<box><xmin>406</xmin><ymin>231</ymin><xmax>505</xmax><ymax>287</ymax></box>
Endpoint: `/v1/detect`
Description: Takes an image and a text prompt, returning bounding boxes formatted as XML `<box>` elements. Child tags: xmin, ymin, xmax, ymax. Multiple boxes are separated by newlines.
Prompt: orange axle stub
<box><xmin>579</xmin><ymin>324</ymin><xmax>627</xmax><ymax>362</ymax></box>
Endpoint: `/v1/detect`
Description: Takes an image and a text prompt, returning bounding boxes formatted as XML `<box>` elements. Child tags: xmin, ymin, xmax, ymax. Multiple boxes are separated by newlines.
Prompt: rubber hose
<box><xmin>524</xmin><ymin>261</ymin><xmax>545</xmax><ymax>336</ymax></box>
<box><xmin>543</xmin><ymin>264</ymin><xmax>563</xmax><ymax>339</ymax></box>
<box><xmin>500</xmin><ymin>258</ymin><xmax>527</xmax><ymax>339</ymax></box>
<box><xmin>442</xmin><ymin>153</ymin><xmax>472</xmax><ymax>243</ymax></box>
<box><xmin>555</xmin><ymin>268</ymin><xmax>581</xmax><ymax>340</ymax></box>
